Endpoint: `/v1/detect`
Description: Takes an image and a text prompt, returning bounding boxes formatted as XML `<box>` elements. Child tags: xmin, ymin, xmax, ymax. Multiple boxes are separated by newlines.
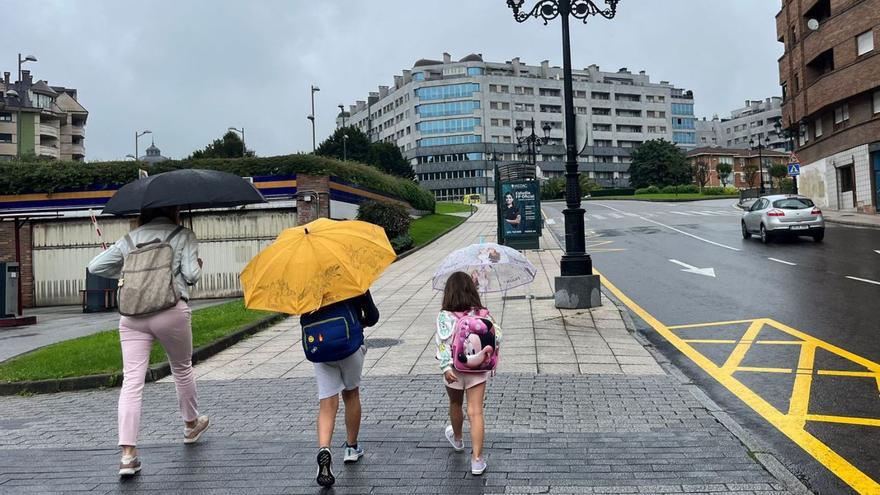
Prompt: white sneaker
<box><xmin>343</xmin><ymin>443</ymin><xmax>364</xmax><ymax>463</ymax></box>
<box><xmin>471</xmin><ymin>457</ymin><xmax>487</xmax><ymax>476</ymax></box>
<box><xmin>445</xmin><ymin>425</ymin><xmax>464</xmax><ymax>452</ymax></box>
<box><xmin>118</xmin><ymin>455</ymin><xmax>141</xmax><ymax>476</ymax></box>
<box><xmin>183</xmin><ymin>415</ymin><xmax>210</xmax><ymax>444</ymax></box>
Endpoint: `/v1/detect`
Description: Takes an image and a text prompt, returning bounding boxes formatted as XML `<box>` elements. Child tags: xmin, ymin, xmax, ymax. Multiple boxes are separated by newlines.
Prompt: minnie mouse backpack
<box><xmin>451</xmin><ymin>309</ymin><xmax>499</xmax><ymax>373</ymax></box>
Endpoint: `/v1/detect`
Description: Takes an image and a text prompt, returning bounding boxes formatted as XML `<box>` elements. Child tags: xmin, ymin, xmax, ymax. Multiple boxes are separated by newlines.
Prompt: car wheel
<box><xmin>741</xmin><ymin>222</ymin><xmax>752</xmax><ymax>239</ymax></box>
<box><xmin>760</xmin><ymin>224</ymin><xmax>772</xmax><ymax>244</ymax></box>
<box><xmin>813</xmin><ymin>229</ymin><xmax>825</xmax><ymax>242</ymax></box>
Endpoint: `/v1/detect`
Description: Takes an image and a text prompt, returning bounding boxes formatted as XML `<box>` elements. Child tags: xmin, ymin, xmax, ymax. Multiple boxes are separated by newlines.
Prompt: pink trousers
<box><xmin>117</xmin><ymin>300</ymin><xmax>198</xmax><ymax>446</ymax></box>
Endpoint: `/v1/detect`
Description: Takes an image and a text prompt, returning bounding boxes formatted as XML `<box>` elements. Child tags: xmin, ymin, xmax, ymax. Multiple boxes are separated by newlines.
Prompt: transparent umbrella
<box><xmin>432</xmin><ymin>242</ymin><xmax>536</xmax><ymax>294</ymax></box>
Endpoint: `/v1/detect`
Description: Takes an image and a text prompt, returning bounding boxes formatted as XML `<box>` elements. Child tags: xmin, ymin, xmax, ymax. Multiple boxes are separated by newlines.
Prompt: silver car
<box><xmin>741</xmin><ymin>195</ymin><xmax>825</xmax><ymax>243</ymax></box>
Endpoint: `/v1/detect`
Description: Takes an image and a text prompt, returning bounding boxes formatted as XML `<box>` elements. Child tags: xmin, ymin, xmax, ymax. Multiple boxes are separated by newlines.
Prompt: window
<box><xmin>834</xmin><ymin>104</ymin><xmax>850</xmax><ymax>124</ymax></box>
<box><xmin>673</xmin><ymin>132</ymin><xmax>696</xmax><ymax>144</ymax></box>
<box><xmin>591</xmin><ymin>92</ymin><xmax>610</xmax><ymax>100</ymax></box>
<box><xmin>542</xmin><ymin>121</ymin><xmax>563</xmax><ymax>130</ymax></box>
<box><xmin>815</xmin><ymin>117</ymin><xmax>823</xmax><ymax>138</ymax></box>
<box><xmin>575</xmin><ymin>106</ymin><xmax>588</xmax><ymax>114</ymax></box>
<box><xmin>593</xmin><ymin>124</ymin><xmax>612</xmax><ymax>132</ymax></box>
<box><xmin>417</xmin><ymin>134</ymin><xmax>481</xmax><ymax>147</ymax></box>
<box><xmin>647</xmin><ymin>126</ymin><xmax>657</xmax><ymax>133</ymax></box>
<box><xmin>467</xmin><ymin>67</ymin><xmax>484</xmax><ymax>76</ymax></box>
<box><xmin>412</xmin><ymin>72</ymin><xmax>425</xmax><ymax>81</ymax></box>
<box><xmin>646</xmin><ymin>95</ymin><xmax>655</xmax><ymax>102</ymax></box>
<box><xmin>646</xmin><ymin>110</ymin><xmax>665</xmax><ymax>118</ymax></box>
<box><xmin>539</xmin><ymin>88</ymin><xmax>561</xmax><ymax>97</ymax></box>
<box><xmin>839</xmin><ymin>165</ymin><xmax>854</xmax><ymax>193</ymax></box>
<box><xmin>514</xmin><ymin>86</ymin><xmax>534</xmax><ymax>95</ymax></box>
<box><xmin>616</xmin><ymin>109</ymin><xmax>641</xmax><ymax>118</ymax></box>
<box><xmin>489</xmin><ymin>101</ymin><xmax>510</xmax><ymax>110</ymax></box>
<box><xmin>417</xmin><ymin>117</ymin><xmax>481</xmax><ymax>135</ymax></box>
<box><xmin>415</xmin><ymin>83</ymin><xmax>480</xmax><ymax>100</ymax></box>
<box><xmin>0</xmin><ymin>133</ymin><xmax>12</xmax><ymax>143</ymax></box>
<box><xmin>573</xmin><ymin>90</ymin><xmax>587</xmax><ymax>99</ymax></box>
<box><xmin>513</xmin><ymin>102</ymin><xmax>534</xmax><ymax>112</ymax></box>
<box><xmin>671</xmin><ymin>103</ymin><xmax>694</xmax><ymax>115</ymax></box>
<box><xmin>592</xmin><ymin>107</ymin><xmax>611</xmax><ymax>116</ymax></box>
<box><xmin>593</xmin><ymin>139</ymin><xmax>612</xmax><ymax>147</ymax></box>
<box><xmin>874</xmin><ymin>91</ymin><xmax>880</xmax><ymax>114</ymax></box>
<box><xmin>781</xmin><ymin>82</ymin><xmax>788</xmax><ymax>102</ymax></box>
<box><xmin>490</xmin><ymin>118</ymin><xmax>511</xmax><ymax>127</ymax></box>
<box><xmin>617</xmin><ymin>125</ymin><xmax>643</xmax><ymax>133</ymax></box>
<box><xmin>416</xmin><ymin>100</ymin><xmax>481</xmax><ymax>117</ymax></box>
<box><xmin>857</xmin><ymin>30</ymin><xmax>875</xmax><ymax>56</ymax></box>
<box><xmin>0</xmin><ymin>112</ymin><xmax>11</xmax><ymax>122</ymax></box>
<box><xmin>540</xmin><ymin>104</ymin><xmax>562</xmax><ymax>113</ymax></box>
<box><xmin>615</xmin><ymin>93</ymin><xmax>641</xmax><ymax>102</ymax></box>
<box><xmin>489</xmin><ymin>84</ymin><xmax>509</xmax><ymax>93</ymax></box>
<box><xmin>794</xmin><ymin>73</ymin><xmax>800</xmax><ymax>92</ymax></box>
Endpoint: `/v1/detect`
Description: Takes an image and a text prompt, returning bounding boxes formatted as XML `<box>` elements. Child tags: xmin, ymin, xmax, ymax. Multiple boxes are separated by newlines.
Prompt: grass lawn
<box><xmin>585</xmin><ymin>194</ymin><xmax>740</xmax><ymax>202</ymax></box>
<box><xmin>409</xmin><ymin>214</ymin><xmax>466</xmax><ymax>248</ymax></box>
<box><xmin>0</xmin><ymin>300</ymin><xmax>274</xmax><ymax>383</ymax></box>
<box><xmin>435</xmin><ymin>202</ymin><xmax>474</xmax><ymax>214</ymax></box>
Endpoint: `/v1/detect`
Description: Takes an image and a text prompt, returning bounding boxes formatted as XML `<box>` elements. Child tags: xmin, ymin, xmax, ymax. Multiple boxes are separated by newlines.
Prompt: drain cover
<box><xmin>364</xmin><ymin>338</ymin><xmax>401</xmax><ymax>349</ymax></box>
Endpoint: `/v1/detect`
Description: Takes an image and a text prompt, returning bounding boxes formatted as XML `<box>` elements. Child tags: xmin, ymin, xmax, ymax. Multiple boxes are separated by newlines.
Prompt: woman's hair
<box><xmin>138</xmin><ymin>206</ymin><xmax>180</xmax><ymax>227</ymax></box>
<box><xmin>442</xmin><ymin>271</ymin><xmax>483</xmax><ymax>312</ymax></box>
<box><xmin>505</xmin><ymin>192</ymin><xmax>514</xmax><ymax>202</ymax></box>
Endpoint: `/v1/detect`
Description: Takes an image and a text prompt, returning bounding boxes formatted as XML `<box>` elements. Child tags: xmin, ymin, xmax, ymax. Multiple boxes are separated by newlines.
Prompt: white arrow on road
<box><xmin>875</xmin><ymin>250</ymin><xmax>880</xmax><ymax>255</ymax></box>
<box><xmin>669</xmin><ymin>259</ymin><xmax>716</xmax><ymax>278</ymax></box>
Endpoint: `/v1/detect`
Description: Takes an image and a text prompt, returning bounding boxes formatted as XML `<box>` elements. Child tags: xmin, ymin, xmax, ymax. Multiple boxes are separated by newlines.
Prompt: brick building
<box><xmin>776</xmin><ymin>0</ymin><xmax>880</xmax><ymax>212</ymax></box>
<box><xmin>687</xmin><ymin>147</ymin><xmax>789</xmax><ymax>189</ymax></box>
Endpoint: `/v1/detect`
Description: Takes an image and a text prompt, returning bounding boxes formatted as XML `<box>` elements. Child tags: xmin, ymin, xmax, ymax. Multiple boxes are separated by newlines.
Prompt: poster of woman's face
<box><xmin>501</xmin><ymin>182</ymin><xmax>539</xmax><ymax>237</ymax></box>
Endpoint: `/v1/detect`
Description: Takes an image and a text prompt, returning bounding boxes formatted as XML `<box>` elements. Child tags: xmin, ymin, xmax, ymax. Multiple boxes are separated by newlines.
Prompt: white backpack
<box><xmin>117</xmin><ymin>226</ymin><xmax>183</xmax><ymax>317</ymax></box>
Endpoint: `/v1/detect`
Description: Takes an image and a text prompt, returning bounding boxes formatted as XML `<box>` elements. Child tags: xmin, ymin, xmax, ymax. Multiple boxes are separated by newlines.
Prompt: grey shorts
<box><xmin>313</xmin><ymin>346</ymin><xmax>366</xmax><ymax>400</ymax></box>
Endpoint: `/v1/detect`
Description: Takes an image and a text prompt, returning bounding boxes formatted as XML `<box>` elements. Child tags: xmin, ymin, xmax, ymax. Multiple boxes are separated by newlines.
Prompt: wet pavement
<box><xmin>543</xmin><ymin>199</ymin><xmax>880</xmax><ymax>495</ymax></box>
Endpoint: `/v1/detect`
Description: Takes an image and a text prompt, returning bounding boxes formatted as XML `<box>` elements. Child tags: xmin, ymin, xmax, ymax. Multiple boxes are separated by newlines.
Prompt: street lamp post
<box><xmin>514</xmin><ymin>118</ymin><xmax>551</xmax><ymax>166</ymax></box>
<box><xmin>489</xmin><ymin>148</ymin><xmax>503</xmax><ymax>242</ymax></box>
<box><xmin>342</xmin><ymin>134</ymin><xmax>349</xmax><ymax>161</ymax></box>
<box><xmin>228</xmin><ymin>127</ymin><xmax>246</xmax><ymax>157</ymax></box>
<box><xmin>750</xmin><ymin>136</ymin><xmax>771</xmax><ymax>194</ymax></box>
<box><xmin>508</xmin><ymin>0</ymin><xmax>617</xmax><ymax>308</ymax></box>
<box><xmin>135</xmin><ymin>130</ymin><xmax>152</xmax><ymax>162</ymax></box>
<box><xmin>338</xmin><ymin>104</ymin><xmax>347</xmax><ymax>128</ymax></box>
<box><xmin>308</xmin><ymin>85</ymin><xmax>320</xmax><ymax>152</ymax></box>
<box><xmin>17</xmin><ymin>53</ymin><xmax>37</xmax><ymax>84</ymax></box>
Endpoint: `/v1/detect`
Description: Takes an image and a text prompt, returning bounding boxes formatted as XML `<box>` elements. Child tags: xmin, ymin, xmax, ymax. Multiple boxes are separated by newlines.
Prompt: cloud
<box><xmin>4</xmin><ymin>0</ymin><xmax>782</xmax><ymax>160</ymax></box>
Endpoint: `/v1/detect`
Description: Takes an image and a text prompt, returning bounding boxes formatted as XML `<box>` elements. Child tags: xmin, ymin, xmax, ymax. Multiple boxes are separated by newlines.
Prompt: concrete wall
<box><xmin>798</xmin><ymin>143</ymin><xmax>872</xmax><ymax>211</ymax></box>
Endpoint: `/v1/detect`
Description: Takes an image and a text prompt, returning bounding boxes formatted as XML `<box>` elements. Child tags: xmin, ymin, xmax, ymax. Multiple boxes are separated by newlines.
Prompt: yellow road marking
<box><xmin>789</xmin><ymin>343</ymin><xmax>817</xmax><ymax>427</ymax></box>
<box><xmin>668</xmin><ymin>319</ymin><xmax>760</xmax><ymax>329</ymax></box>
<box><xmin>736</xmin><ymin>366</ymin><xmax>793</xmax><ymax>374</ymax></box>
<box><xmin>807</xmin><ymin>414</ymin><xmax>880</xmax><ymax>428</ymax></box>
<box><xmin>683</xmin><ymin>339</ymin><xmax>737</xmax><ymax>344</ymax></box>
<box><xmin>756</xmin><ymin>340</ymin><xmax>804</xmax><ymax>345</ymax></box>
<box><xmin>595</xmin><ymin>268</ymin><xmax>880</xmax><ymax>494</ymax></box>
<box><xmin>817</xmin><ymin>370</ymin><xmax>880</xmax><ymax>378</ymax></box>
<box><xmin>721</xmin><ymin>319</ymin><xmax>765</xmax><ymax>373</ymax></box>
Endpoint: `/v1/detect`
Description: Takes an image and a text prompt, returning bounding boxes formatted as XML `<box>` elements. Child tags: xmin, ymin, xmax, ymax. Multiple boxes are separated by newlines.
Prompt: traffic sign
<box><xmin>787</xmin><ymin>152</ymin><xmax>801</xmax><ymax>177</ymax></box>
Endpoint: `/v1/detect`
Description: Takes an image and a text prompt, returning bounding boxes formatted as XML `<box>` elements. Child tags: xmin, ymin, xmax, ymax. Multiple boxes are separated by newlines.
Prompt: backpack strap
<box><xmin>164</xmin><ymin>225</ymin><xmax>184</xmax><ymax>243</ymax></box>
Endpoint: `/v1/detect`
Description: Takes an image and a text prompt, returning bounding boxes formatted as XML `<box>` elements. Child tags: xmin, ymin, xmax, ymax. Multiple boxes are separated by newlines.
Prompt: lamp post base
<box><xmin>554</xmin><ymin>274</ymin><xmax>602</xmax><ymax>309</ymax></box>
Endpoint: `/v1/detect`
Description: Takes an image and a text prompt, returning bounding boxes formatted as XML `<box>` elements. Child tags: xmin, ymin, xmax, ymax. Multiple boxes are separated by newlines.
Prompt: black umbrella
<box><xmin>102</xmin><ymin>169</ymin><xmax>266</xmax><ymax>215</ymax></box>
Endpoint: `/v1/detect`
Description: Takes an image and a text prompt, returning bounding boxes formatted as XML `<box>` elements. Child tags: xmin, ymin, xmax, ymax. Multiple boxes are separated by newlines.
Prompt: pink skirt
<box><xmin>443</xmin><ymin>369</ymin><xmax>489</xmax><ymax>390</ymax></box>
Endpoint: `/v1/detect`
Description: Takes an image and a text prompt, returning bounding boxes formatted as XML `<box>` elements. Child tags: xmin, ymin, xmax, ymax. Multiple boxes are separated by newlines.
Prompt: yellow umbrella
<box><xmin>240</xmin><ymin>218</ymin><xmax>395</xmax><ymax>314</ymax></box>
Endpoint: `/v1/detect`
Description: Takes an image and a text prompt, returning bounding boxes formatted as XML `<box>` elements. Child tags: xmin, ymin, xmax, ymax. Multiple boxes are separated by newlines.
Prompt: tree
<box><xmin>316</xmin><ymin>126</ymin><xmax>371</xmax><ymax>163</ymax></box>
<box><xmin>189</xmin><ymin>131</ymin><xmax>245</xmax><ymax>159</ymax></box>
<box><xmin>541</xmin><ymin>177</ymin><xmax>564</xmax><ymax>200</ymax></box>
<box><xmin>743</xmin><ymin>164</ymin><xmax>759</xmax><ymax>189</ymax></box>
<box><xmin>716</xmin><ymin>163</ymin><xmax>733</xmax><ymax>188</ymax></box>
<box><xmin>693</xmin><ymin>161</ymin><xmax>710</xmax><ymax>192</ymax></box>
<box><xmin>579</xmin><ymin>174</ymin><xmax>601</xmax><ymax>194</ymax></box>
<box><xmin>770</xmin><ymin>163</ymin><xmax>789</xmax><ymax>190</ymax></box>
<box><xmin>628</xmin><ymin>139</ymin><xmax>690</xmax><ymax>189</ymax></box>
<box><xmin>316</xmin><ymin>127</ymin><xmax>414</xmax><ymax>179</ymax></box>
<box><xmin>368</xmin><ymin>142</ymin><xmax>414</xmax><ymax>179</ymax></box>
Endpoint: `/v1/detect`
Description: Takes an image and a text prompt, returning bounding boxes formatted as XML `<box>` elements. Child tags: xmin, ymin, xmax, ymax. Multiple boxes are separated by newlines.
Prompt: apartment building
<box><xmin>697</xmin><ymin>98</ymin><xmax>787</xmax><ymax>151</ymax></box>
<box><xmin>0</xmin><ymin>70</ymin><xmax>87</xmax><ymax>161</ymax></box>
<box><xmin>777</xmin><ymin>0</ymin><xmax>880</xmax><ymax>212</ymax></box>
<box><xmin>687</xmin><ymin>147</ymin><xmax>789</xmax><ymax>189</ymax></box>
<box><xmin>337</xmin><ymin>53</ymin><xmax>696</xmax><ymax>201</ymax></box>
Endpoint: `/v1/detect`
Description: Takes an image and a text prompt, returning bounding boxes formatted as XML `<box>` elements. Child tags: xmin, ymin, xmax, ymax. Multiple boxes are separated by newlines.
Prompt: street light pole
<box><xmin>308</xmin><ymin>85</ymin><xmax>320</xmax><ymax>152</ymax></box>
<box><xmin>228</xmin><ymin>127</ymin><xmax>246</xmax><ymax>157</ymax></box>
<box><xmin>135</xmin><ymin>130</ymin><xmax>152</xmax><ymax>162</ymax></box>
<box><xmin>514</xmin><ymin>117</ymin><xmax>551</xmax><ymax>166</ymax></box>
<box><xmin>343</xmin><ymin>134</ymin><xmax>349</xmax><ymax>161</ymax></box>
<box><xmin>508</xmin><ymin>0</ymin><xmax>617</xmax><ymax>308</ymax></box>
<box><xmin>17</xmin><ymin>53</ymin><xmax>37</xmax><ymax>84</ymax></box>
<box><xmin>750</xmin><ymin>136</ymin><xmax>770</xmax><ymax>194</ymax></box>
<box><xmin>338</xmin><ymin>104</ymin><xmax>347</xmax><ymax>128</ymax></box>
<box><xmin>775</xmin><ymin>120</ymin><xmax>800</xmax><ymax>194</ymax></box>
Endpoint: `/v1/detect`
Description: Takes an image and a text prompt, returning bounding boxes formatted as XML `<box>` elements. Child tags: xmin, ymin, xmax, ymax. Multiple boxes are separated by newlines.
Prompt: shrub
<box><xmin>661</xmin><ymin>185</ymin><xmax>677</xmax><ymax>194</ymax></box>
<box><xmin>356</xmin><ymin>200</ymin><xmax>411</xmax><ymax>240</ymax></box>
<box><xmin>0</xmin><ymin>154</ymin><xmax>436</xmax><ymax>212</ymax></box>
<box><xmin>389</xmin><ymin>234</ymin><xmax>414</xmax><ymax>254</ymax></box>
<box><xmin>703</xmin><ymin>187</ymin><xmax>725</xmax><ymax>196</ymax></box>
<box><xmin>676</xmin><ymin>184</ymin><xmax>700</xmax><ymax>194</ymax></box>
<box><xmin>636</xmin><ymin>186</ymin><xmax>660</xmax><ymax>195</ymax></box>
<box><xmin>724</xmin><ymin>187</ymin><xmax>739</xmax><ymax>195</ymax></box>
<box><xmin>590</xmin><ymin>188</ymin><xmax>635</xmax><ymax>197</ymax></box>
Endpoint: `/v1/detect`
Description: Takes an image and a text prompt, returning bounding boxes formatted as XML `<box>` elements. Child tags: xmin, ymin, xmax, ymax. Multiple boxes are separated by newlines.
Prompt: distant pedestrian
<box><xmin>436</xmin><ymin>272</ymin><xmax>501</xmax><ymax>476</ymax></box>
<box><xmin>87</xmin><ymin>206</ymin><xmax>210</xmax><ymax>477</ymax></box>
<box><xmin>300</xmin><ymin>290</ymin><xmax>379</xmax><ymax>487</ymax></box>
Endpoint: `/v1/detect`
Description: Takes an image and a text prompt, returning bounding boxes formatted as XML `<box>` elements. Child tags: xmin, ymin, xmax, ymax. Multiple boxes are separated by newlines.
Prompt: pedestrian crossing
<box><xmin>584</xmin><ymin>209</ymin><xmax>742</xmax><ymax>221</ymax></box>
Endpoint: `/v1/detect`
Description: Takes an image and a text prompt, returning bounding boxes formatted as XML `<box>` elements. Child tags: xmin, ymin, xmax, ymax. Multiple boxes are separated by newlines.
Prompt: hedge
<box><xmin>589</xmin><ymin>188</ymin><xmax>636</xmax><ymax>197</ymax></box>
<box><xmin>0</xmin><ymin>154</ymin><xmax>436</xmax><ymax>212</ymax></box>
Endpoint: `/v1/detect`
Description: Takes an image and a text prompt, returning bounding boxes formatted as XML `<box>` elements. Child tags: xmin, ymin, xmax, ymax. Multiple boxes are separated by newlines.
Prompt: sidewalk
<box><xmin>0</xmin><ymin>206</ymin><xmax>797</xmax><ymax>494</ymax></box>
<box><xmin>821</xmin><ymin>208</ymin><xmax>880</xmax><ymax>229</ymax></box>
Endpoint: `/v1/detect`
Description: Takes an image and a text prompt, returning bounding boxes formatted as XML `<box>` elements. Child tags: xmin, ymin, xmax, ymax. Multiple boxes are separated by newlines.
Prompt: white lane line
<box><xmin>545</xmin><ymin>218</ymin><xmax>556</xmax><ymax>225</ymax></box>
<box><xmin>689</xmin><ymin>211</ymin><xmax>714</xmax><ymax>216</ymax></box>
<box><xmin>768</xmin><ymin>257</ymin><xmax>797</xmax><ymax>266</ymax></box>
<box><xmin>846</xmin><ymin>276</ymin><xmax>880</xmax><ymax>286</ymax></box>
<box><xmin>670</xmin><ymin>211</ymin><xmax>693</xmax><ymax>216</ymax></box>
<box><xmin>875</xmin><ymin>250</ymin><xmax>880</xmax><ymax>255</ymax></box>
<box><xmin>624</xmin><ymin>212</ymin><xmax>640</xmax><ymax>217</ymax></box>
<box><xmin>591</xmin><ymin>214</ymin><xmax>606</xmax><ymax>220</ymax></box>
<box><xmin>608</xmin><ymin>213</ymin><xmax>624</xmax><ymax>219</ymax></box>
<box><xmin>595</xmin><ymin>203</ymin><xmax>741</xmax><ymax>252</ymax></box>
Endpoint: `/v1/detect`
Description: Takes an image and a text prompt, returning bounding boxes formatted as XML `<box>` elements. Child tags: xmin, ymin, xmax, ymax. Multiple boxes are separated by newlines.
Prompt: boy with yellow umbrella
<box><xmin>240</xmin><ymin>218</ymin><xmax>396</xmax><ymax>487</ymax></box>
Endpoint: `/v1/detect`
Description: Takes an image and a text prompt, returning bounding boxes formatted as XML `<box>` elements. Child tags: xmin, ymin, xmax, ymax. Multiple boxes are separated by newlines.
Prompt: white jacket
<box><xmin>87</xmin><ymin>217</ymin><xmax>202</xmax><ymax>301</ymax></box>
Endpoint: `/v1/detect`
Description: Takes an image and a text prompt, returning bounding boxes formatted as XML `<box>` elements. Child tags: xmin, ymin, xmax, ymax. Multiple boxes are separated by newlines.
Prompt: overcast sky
<box><xmin>5</xmin><ymin>0</ymin><xmax>783</xmax><ymax>161</ymax></box>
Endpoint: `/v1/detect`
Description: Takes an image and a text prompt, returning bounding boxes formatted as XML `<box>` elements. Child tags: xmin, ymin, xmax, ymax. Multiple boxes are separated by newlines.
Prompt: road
<box><xmin>543</xmin><ymin>199</ymin><xmax>880</xmax><ymax>495</ymax></box>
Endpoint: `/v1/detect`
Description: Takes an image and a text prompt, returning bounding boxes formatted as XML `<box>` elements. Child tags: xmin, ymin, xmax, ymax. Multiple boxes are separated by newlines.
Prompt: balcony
<box><xmin>67</xmin><ymin>125</ymin><xmax>85</xmax><ymax>138</ymax></box>
<box><xmin>62</xmin><ymin>143</ymin><xmax>85</xmax><ymax>159</ymax></box>
<box><xmin>806</xmin><ymin>52</ymin><xmax>880</xmax><ymax>116</ymax></box>
<box><xmin>0</xmin><ymin>143</ymin><xmax>16</xmax><ymax>156</ymax></box>
<box><xmin>39</xmin><ymin>123</ymin><xmax>60</xmax><ymax>139</ymax></box>
<box><xmin>37</xmin><ymin>145</ymin><xmax>60</xmax><ymax>159</ymax></box>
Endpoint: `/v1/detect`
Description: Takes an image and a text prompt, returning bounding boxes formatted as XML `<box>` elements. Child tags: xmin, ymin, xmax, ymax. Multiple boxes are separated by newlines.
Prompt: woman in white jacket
<box><xmin>88</xmin><ymin>206</ymin><xmax>209</xmax><ymax>477</ymax></box>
